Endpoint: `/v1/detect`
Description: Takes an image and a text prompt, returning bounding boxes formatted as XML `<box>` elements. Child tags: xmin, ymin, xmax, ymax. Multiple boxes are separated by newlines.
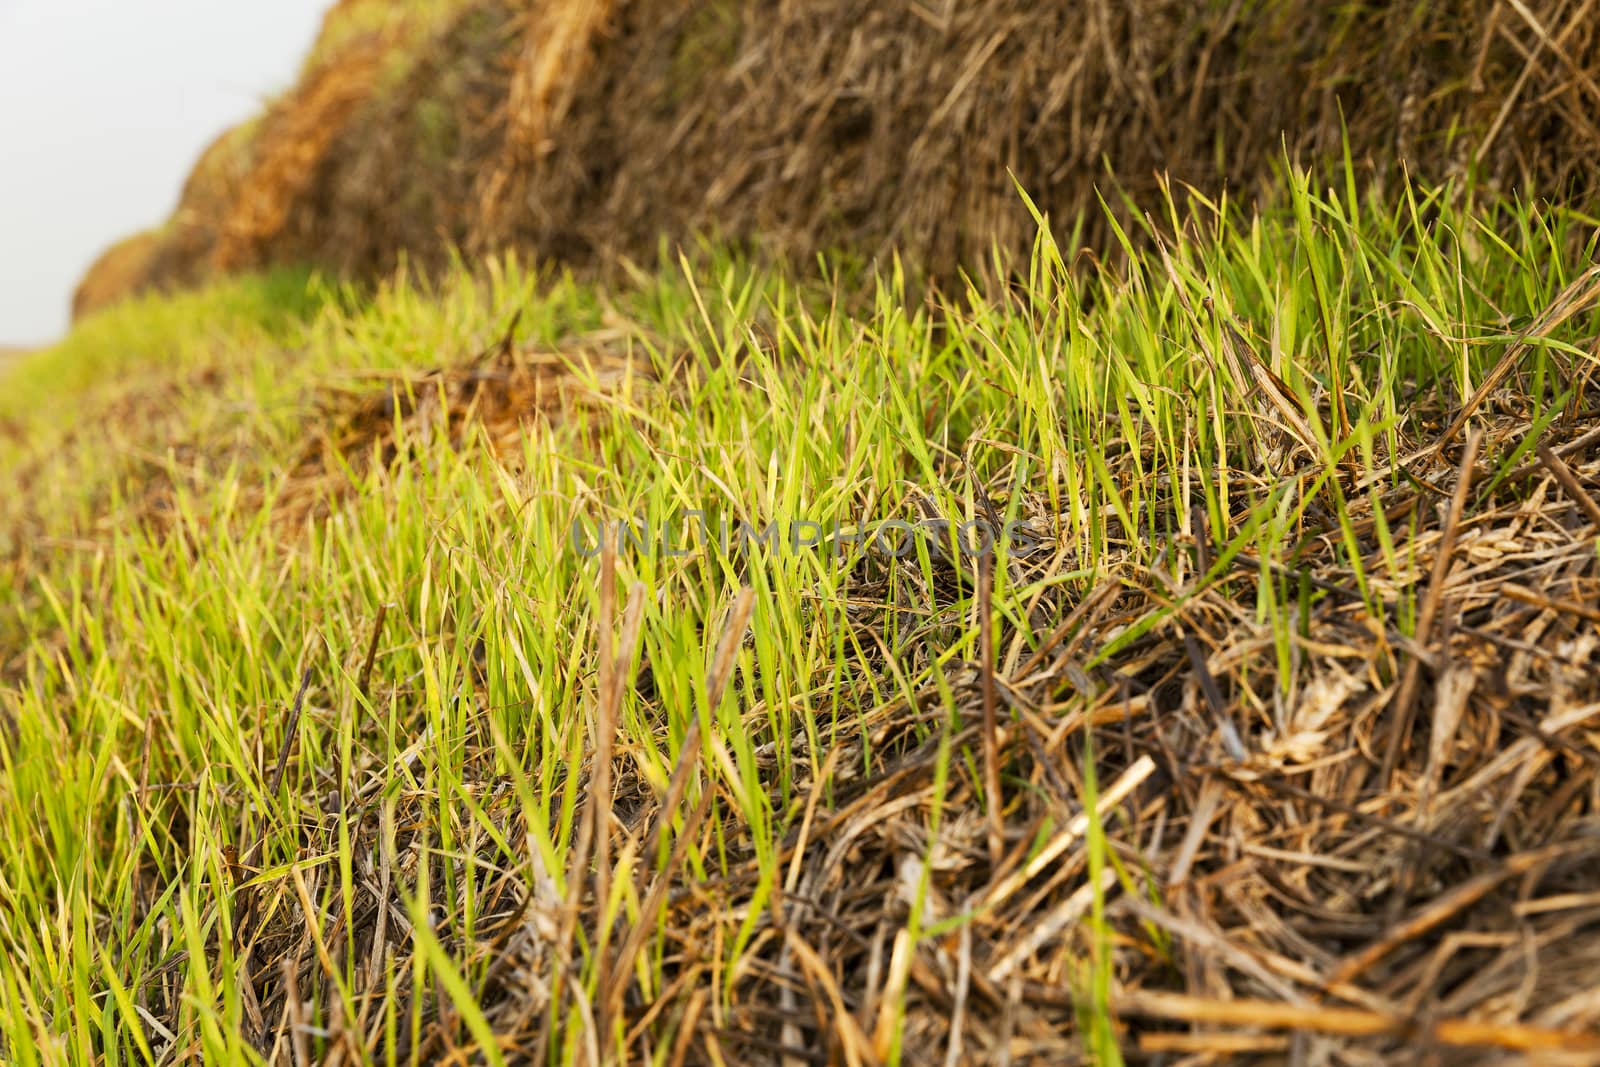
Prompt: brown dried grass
<box><xmin>473</xmin><ymin>0</ymin><xmax>1600</xmax><ymax>277</ymax></box>
<box><xmin>213</xmin><ymin>40</ymin><xmax>387</xmax><ymax>273</ymax></box>
<box><xmin>78</xmin><ymin>0</ymin><xmax>1600</xmax><ymax>314</ymax></box>
<box><xmin>138</xmin><ymin>119</ymin><xmax>263</xmax><ymax>296</ymax></box>
<box><xmin>271</xmin><ymin>322</ymin><xmax>652</xmax><ymax>531</ymax></box>
<box><xmin>71</xmin><ymin>229</ymin><xmax>161</xmax><ymax>320</ymax></box>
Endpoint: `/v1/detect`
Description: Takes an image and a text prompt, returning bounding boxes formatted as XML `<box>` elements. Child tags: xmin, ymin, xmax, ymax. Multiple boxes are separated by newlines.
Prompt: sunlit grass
<box><xmin>2</xmin><ymin>172</ymin><xmax>1598</xmax><ymax>1063</ymax></box>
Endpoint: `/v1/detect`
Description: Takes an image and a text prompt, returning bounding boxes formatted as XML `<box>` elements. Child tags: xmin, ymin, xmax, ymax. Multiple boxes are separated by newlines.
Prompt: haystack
<box><xmin>77</xmin><ymin>0</ymin><xmax>1600</xmax><ymax>313</ymax></box>
<box><xmin>71</xmin><ymin>229</ymin><xmax>161</xmax><ymax>320</ymax></box>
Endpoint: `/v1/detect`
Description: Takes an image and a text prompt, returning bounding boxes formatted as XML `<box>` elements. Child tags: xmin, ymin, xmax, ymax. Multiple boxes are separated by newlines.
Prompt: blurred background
<box><xmin>8</xmin><ymin>2</ymin><xmax>1600</xmax><ymax>355</ymax></box>
<box><xmin>0</xmin><ymin>0</ymin><xmax>328</xmax><ymax>347</ymax></box>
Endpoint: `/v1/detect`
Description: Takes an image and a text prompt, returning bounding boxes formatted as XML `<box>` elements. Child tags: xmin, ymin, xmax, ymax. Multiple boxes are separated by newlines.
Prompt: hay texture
<box><xmin>78</xmin><ymin>0</ymin><xmax>1600</xmax><ymax>311</ymax></box>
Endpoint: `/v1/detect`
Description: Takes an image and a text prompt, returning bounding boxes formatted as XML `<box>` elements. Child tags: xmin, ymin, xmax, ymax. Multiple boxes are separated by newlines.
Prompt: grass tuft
<box><xmin>5</xmin><ymin>178</ymin><xmax>1600</xmax><ymax>1062</ymax></box>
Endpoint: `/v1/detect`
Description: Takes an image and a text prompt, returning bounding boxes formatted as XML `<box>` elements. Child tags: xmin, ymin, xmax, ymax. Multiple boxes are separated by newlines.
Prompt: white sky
<box><xmin>0</xmin><ymin>0</ymin><xmax>333</xmax><ymax>345</ymax></box>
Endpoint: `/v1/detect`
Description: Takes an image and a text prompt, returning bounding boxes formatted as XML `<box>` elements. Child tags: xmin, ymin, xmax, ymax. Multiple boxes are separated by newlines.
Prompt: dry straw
<box><xmin>76</xmin><ymin>0</ymin><xmax>1600</xmax><ymax>314</ymax></box>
